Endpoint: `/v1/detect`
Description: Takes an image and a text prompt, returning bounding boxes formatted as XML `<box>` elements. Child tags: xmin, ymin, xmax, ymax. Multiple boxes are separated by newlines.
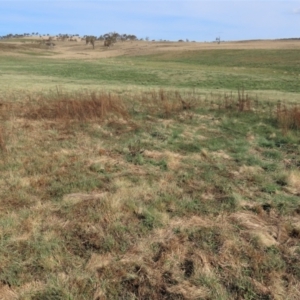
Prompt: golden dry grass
<box><xmin>1</xmin><ymin>38</ymin><xmax>300</xmax><ymax>60</ymax></box>
<box><xmin>22</xmin><ymin>91</ymin><xmax>129</xmax><ymax>122</ymax></box>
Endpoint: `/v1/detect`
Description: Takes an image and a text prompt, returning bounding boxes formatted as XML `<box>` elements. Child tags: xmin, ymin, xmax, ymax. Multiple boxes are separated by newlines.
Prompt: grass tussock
<box><xmin>276</xmin><ymin>102</ymin><xmax>300</xmax><ymax>134</ymax></box>
<box><xmin>0</xmin><ymin>87</ymin><xmax>300</xmax><ymax>299</ymax></box>
<box><xmin>136</xmin><ymin>89</ymin><xmax>197</xmax><ymax>118</ymax></box>
<box><xmin>0</xmin><ymin>124</ymin><xmax>6</xmax><ymax>152</ymax></box>
<box><xmin>22</xmin><ymin>90</ymin><xmax>129</xmax><ymax>122</ymax></box>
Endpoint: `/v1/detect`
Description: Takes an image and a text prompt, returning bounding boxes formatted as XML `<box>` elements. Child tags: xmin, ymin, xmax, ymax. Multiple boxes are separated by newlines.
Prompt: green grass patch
<box><xmin>1</xmin><ymin>48</ymin><xmax>300</xmax><ymax>92</ymax></box>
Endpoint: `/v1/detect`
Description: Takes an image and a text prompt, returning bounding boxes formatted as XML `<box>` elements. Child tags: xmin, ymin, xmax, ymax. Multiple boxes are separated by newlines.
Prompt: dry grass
<box><xmin>276</xmin><ymin>103</ymin><xmax>300</xmax><ymax>134</ymax></box>
<box><xmin>285</xmin><ymin>170</ymin><xmax>300</xmax><ymax>195</ymax></box>
<box><xmin>136</xmin><ymin>89</ymin><xmax>196</xmax><ymax>118</ymax></box>
<box><xmin>1</xmin><ymin>37</ymin><xmax>300</xmax><ymax>299</ymax></box>
<box><xmin>21</xmin><ymin>90</ymin><xmax>129</xmax><ymax>122</ymax></box>
<box><xmin>2</xmin><ymin>38</ymin><xmax>300</xmax><ymax>60</ymax></box>
<box><xmin>0</xmin><ymin>124</ymin><xmax>6</xmax><ymax>152</ymax></box>
<box><xmin>0</xmin><ymin>88</ymin><xmax>300</xmax><ymax>299</ymax></box>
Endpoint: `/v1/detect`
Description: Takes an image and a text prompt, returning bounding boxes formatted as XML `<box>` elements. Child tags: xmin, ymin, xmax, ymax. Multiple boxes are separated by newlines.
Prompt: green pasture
<box><xmin>0</xmin><ymin>49</ymin><xmax>299</xmax><ymax>94</ymax></box>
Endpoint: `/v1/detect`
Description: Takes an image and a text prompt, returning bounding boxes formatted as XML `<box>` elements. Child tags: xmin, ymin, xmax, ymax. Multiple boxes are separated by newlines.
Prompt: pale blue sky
<box><xmin>1</xmin><ymin>1</ymin><xmax>300</xmax><ymax>41</ymax></box>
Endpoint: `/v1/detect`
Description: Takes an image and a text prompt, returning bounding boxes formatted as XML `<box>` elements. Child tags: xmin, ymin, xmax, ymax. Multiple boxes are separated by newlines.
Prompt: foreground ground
<box><xmin>0</xmin><ymin>39</ymin><xmax>299</xmax><ymax>299</ymax></box>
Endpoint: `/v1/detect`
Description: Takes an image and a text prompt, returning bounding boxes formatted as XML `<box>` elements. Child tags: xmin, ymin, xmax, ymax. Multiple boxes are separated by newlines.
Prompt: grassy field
<box><xmin>1</xmin><ymin>40</ymin><xmax>300</xmax><ymax>95</ymax></box>
<box><xmin>0</xmin><ymin>40</ymin><xmax>300</xmax><ymax>299</ymax></box>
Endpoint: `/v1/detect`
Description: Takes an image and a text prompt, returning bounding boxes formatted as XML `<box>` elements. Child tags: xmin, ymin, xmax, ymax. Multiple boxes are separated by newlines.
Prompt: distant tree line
<box><xmin>0</xmin><ymin>32</ymin><xmax>139</xmax><ymax>42</ymax></box>
<box><xmin>0</xmin><ymin>31</ymin><xmax>205</xmax><ymax>42</ymax></box>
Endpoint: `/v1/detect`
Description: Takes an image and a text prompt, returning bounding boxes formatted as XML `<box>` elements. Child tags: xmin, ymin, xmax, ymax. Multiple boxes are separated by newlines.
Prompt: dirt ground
<box><xmin>1</xmin><ymin>38</ymin><xmax>300</xmax><ymax>60</ymax></box>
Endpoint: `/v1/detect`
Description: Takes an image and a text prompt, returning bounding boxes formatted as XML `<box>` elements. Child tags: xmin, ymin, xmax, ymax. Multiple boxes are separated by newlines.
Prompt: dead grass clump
<box><xmin>276</xmin><ymin>104</ymin><xmax>300</xmax><ymax>134</ymax></box>
<box><xmin>87</xmin><ymin>226</ymin><xmax>212</xmax><ymax>300</ymax></box>
<box><xmin>139</xmin><ymin>89</ymin><xmax>197</xmax><ymax>118</ymax></box>
<box><xmin>23</xmin><ymin>91</ymin><xmax>129</xmax><ymax>122</ymax></box>
<box><xmin>205</xmin><ymin>89</ymin><xmax>269</xmax><ymax>114</ymax></box>
<box><xmin>210</xmin><ymin>89</ymin><xmax>253</xmax><ymax>111</ymax></box>
<box><xmin>84</xmin><ymin>216</ymin><xmax>226</xmax><ymax>298</ymax></box>
<box><xmin>230</xmin><ymin>212</ymin><xmax>279</xmax><ymax>247</ymax></box>
<box><xmin>0</xmin><ymin>285</ymin><xmax>18</xmax><ymax>300</ymax></box>
<box><xmin>106</xmin><ymin>118</ymin><xmax>139</xmax><ymax>134</ymax></box>
<box><xmin>0</xmin><ymin>124</ymin><xmax>7</xmax><ymax>152</ymax></box>
<box><xmin>285</xmin><ymin>170</ymin><xmax>300</xmax><ymax>195</ymax></box>
<box><xmin>237</xmin><ymin>88</ymin><xmax>252</xmax><ymax>112</ymax></box>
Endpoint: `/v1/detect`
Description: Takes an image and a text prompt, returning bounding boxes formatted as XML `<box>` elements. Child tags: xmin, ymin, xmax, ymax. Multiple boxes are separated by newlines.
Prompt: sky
<box><xmin>1</xmin><ymin>0</ymin><xmax>300</xmax><ymax>41</ymax></box>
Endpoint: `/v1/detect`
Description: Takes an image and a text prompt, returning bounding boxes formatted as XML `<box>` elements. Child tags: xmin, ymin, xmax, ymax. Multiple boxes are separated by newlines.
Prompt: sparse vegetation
<box><xmin>0</xmin><ymin>37</ymin><xmax>300</xmax><ymax>299</ymax></box>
